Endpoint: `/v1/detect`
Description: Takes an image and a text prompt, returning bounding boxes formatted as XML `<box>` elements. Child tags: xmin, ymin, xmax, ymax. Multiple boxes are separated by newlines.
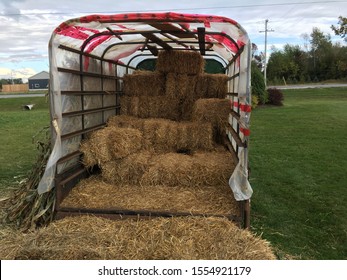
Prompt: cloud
<box><xmin>0</xmin><ymin>0</ymin><xmax>25</xmax><ymax>15</ymax></box>
<box><xmin>0</xmin><ymin>67</ymin><xmax>37</xmax><ymax>82</ymax></box>
<box><xmin>0</xmin><ymin>0</ymin><xmax>345</xmax><ymax>75</ymax></box>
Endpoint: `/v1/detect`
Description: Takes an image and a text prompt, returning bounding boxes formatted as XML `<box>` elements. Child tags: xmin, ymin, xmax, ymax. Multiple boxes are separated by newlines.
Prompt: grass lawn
<box><xmin>250</xmin><ymin>87</ymin><xmax>347</xmax><ymax>259</ymax></box>
<box><xmin>0</xmin><ymin>97</ymin><xmax>50</xmax><ymax>194</ymax></box>
<box><xmin>0</xmin><ymin>88</ymin><xmax>346</xmax><ymax>260</ymax></box>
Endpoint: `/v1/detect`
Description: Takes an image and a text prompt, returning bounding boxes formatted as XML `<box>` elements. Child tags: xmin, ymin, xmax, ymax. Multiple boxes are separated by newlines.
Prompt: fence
<box><xmin>1</xmin><ymin>84</ymin><xmax>29</xmax><ymax>92</ymax></box>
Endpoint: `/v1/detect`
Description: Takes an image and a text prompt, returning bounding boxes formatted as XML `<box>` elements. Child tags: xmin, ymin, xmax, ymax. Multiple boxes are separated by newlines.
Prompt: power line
<box><xmin>1</xmin><ymin>0</ymin><xmax>347</xmax><ymax>16</ymax></box>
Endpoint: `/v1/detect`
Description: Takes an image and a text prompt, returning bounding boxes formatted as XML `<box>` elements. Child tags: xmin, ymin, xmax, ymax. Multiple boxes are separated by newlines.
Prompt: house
<box><xmin>28</xmin><ymin>71</ymin><xmax>49</xmax><ymax>90</ymax></box>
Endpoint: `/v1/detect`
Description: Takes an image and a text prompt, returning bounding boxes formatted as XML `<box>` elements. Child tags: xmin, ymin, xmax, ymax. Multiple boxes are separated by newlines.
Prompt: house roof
<box><xmin>28</xmin><ymin>71</ymin><xmax>49</xmax><ymax>80</ymax></box>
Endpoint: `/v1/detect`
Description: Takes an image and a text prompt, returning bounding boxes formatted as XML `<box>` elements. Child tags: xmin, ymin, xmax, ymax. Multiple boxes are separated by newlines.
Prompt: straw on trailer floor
<box><xmin>60</xmin><ymin>175</ymin><xmax>240</xmax><ymax>215</ymax></box>
<box><xmin>0</xmin><ymin>215</ymin><xmax>276</xmax><ymax>260</ymax></box>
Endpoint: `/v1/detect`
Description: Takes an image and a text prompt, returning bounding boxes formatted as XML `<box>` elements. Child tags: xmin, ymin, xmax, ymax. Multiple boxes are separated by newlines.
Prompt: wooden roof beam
<box><xmin>150</xmin><ymin>23</ymin><xmax>195</xmax><ymax>38</ymax></box>
<box><xmin>147</xmin><ymin>44</ymin><xmax>159</xmax><ymax>56</ymax></box>
<box><xmin>141</xmin><ymin>33</ymin><xmax>172</xmax><ymax>50</ymax></box>
<box><xmin>197</xmin><ymin>27</ymin><xmax>206</xmax><ymax>55</ymax></box>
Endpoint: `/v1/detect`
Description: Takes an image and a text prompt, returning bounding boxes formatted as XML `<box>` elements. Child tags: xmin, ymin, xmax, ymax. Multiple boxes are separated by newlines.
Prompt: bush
<box><xmin>267</xmin><ymin>88</ymin><xmax>284</xmax><ymax>106</ymax></box>
<box><xmin>251</xmin><ymin>62</ymin><xmax>268</xmax><ymax>104</ymax></box>
<box><xmin>251</xmin><ymin>95</ymin><xmax>259</xmax><ymax>109</ymax></box>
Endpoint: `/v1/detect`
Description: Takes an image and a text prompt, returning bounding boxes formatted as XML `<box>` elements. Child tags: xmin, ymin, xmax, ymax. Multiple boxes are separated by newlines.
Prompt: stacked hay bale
<box><xmin>106</xmin><ymin>115</ymin><xmax>214</xmax><ymax>153</ymax></box>
<box><xmin>121</xmin><ymin>50</ymin><xmax>230</xmax><ymax>121</ymax></box>
<box><xmin>71</xmin><ymin>50</ymin><xmax>236</xmax><ymax>221</ymax></box>
<box><xmin>71</xmin><ymin>51</ymin><xmax>238</xmax><ymax>217</ymax></box>
<box><xmin>192</xmin><ymin>98</ymin><xmax>232</xmax><ymax>143</ymax></box>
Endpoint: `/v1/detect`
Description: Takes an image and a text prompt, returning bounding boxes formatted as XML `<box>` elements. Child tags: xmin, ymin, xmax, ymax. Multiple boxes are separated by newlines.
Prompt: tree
<box><xmin>331</xmin><ymin>16</ymin><xmax>347</xmax><ymax>40</ymax></box>
<box><xmin>267</xmin><ymin>44</ymin><xmax>307</xmax><ymax>84</ymax></box>
<box><xmin>309</xmin><ymin>28</ymin><xmax>334</xmax><ymax>80</ymax></box>
<box><xmin>251</xmin><ymin>61</ymin><xmax>267</xmax><ymax>104</ymax></box>
<box><xmin>267</xmin><ymin>26</ymin><xmax>347</xmax><ymax>84</ymax></box>
<box><xmin>251</xmin><ymin>43</ymin><xmax>263</xmax><ymax>70</ymax></box>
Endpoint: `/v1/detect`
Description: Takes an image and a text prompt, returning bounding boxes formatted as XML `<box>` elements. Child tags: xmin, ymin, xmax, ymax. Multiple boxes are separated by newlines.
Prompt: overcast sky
<box><xmin>0</xmin><ymin>0</ymin><xmax>346</xmax><ymax>81</ymax></box>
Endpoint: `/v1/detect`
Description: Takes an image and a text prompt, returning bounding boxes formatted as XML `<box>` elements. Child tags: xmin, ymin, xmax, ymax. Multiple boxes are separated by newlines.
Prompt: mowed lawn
<box><xmin>0</xmin><ymin>88</ymin><xmax>346</xmax><ymax>260</ymax></box>
<box><xmin>249</xmin><ymin>87</ymin><xmax>347</xmax><ymax>259</ymax></box>
<box><xmin>0</xmin><ymin>96</ymin><xmax>50</xmax><ymax>193</ymax></box>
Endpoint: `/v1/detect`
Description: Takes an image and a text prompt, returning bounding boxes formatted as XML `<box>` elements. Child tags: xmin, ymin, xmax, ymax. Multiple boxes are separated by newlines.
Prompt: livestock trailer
<box><xmin>40</xmin><ymin>12</ymin><xmax>253</xmax><ymax>228</ymax></box>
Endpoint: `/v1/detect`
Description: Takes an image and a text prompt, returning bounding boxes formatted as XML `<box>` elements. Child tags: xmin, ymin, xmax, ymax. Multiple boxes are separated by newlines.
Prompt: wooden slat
<box><xmin>55</xmin><ymin>166</ymin><xmax>88</xmax><ymax>206</ymax></box>
<box><xmin>227</xmin><ymin>92</ymin><xmax>238</xmax><ymax>97</ymax></box>
<box><xmin>160</xmin><ymin>33</ymin><xmax>190</xmax><ymax>49</ymax></box>
<box><xmin>56</xmin><ymin>207</ymin><xmax>242</xmax><ymax>222</ymax></box>
<box><xmin>141</xmin><ymin>33</ymin><xmax>172</xmax><ymax>50</ymax></box>
<box><xmin>61</xmin><ymin>123</ymin><xmax>106</xmax><ymax>140</ymax></box>
<box><xmin>147</xmin><ymin>44</ymin><xmax>159</xmax><ymax>56</ymax></box>
<box><xmin>225</xmin><ymin>45</ymin><xmax>245</xmax><ymax>69</ymax></box>
<box><xmin>61</xmin><ymin>90</ymin><xmax>120</xmax><ymax>95</ymax></box>
<box><xmin>57</xmin><ymin>67</ymin><xmax>120</xmax><ymax>80</ymax></box>
<box><xmin>230</xmin><ymin>110</ymin><xmax>241</xmax><ymax>121</ymax></box>
<box><xmin>223</xmin><ymin>134</ymin><xmax>239</xmax><ymax>163</ymax></box>
<box><xmin>62</xmin><ymin>105</ymin><xmax>119</xmax><ymax>118</ymax></box>
<box><xmin>226</xmin><ymin>126</ymin><xmax>246</xmax><ymax>148</ymax></box>
<box><xmin>57</xmin><ymin>151</ymin><xmax>82</xmax><ymax>165</ymax></box>
<box><xmin>243</xmin><ymin>200</ymin><xmax>251</xmax><ymax>229</ymax></box>
<box><xmin>150</xmin><ymin>23</ymin><xmax>196</xmax><ymax>38</ymax></box>
<box><xmin>228</xmin><ymin>72</ymin><xmax>240</xmax><ymax>81</ymax></box>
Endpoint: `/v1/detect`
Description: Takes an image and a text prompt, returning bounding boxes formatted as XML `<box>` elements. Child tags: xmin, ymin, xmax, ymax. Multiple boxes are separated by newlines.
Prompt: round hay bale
<box><xmin>0</xmin><ymin>215</ymin><xmax>276</xmax><ymax>260</ymax></box>
<box><xmin>156</xmin><ymin>50</ymin><xmax>205</xmax><ymax>75</ymax></box>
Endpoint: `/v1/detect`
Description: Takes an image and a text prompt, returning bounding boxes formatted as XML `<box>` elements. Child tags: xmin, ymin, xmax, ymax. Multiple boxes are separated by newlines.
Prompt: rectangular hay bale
<box><xmin>120</xmin><ymin>95</ymin><xmax>181</xmax><ymax>121</ymax></box>
<box><xmin>123</xmin><ymin>70</ymin><xmax>165</xmax><ymax>96</ymax></box>
<box><xmin>141</xmin><ymin>150</ymin><xmax>235</xmax><ymax>187</ymax></box>
<box><xmin>156</xmin><ymin>50</ymin><xmax>204</xmax><ymax>75</ymax></box>
<box><xmin>107</xmin><ymin>116</ymin><xmax>214</xmax><ymax>153</ymax></box>
<box><xmin>192</xmin><ymin>98</ymin><xmax>231</xmax><ymax>142</ymax></box>
<box><xmin>80</xmin><ymin>126</ymin><xmax>144</xmax><ymax>167</ymax></box>
<box><xmin>165</xmin><ymin>73</ymin><xmax>198</xmax><ymax>98</ymax></box>
<box><xmin>196</xmin><ymin>74</ymin><xmax>229</xmax><ymax>99</ymax></box>
<box><xmin>101</xmin><ymin>151</ymin><xmax>153</xmax><ymax>184</ymax></box>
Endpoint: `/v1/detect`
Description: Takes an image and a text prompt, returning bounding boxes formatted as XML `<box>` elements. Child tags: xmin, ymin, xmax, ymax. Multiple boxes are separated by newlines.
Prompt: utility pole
<box><xmin>259</xmin><ymin>19</ymin><xmax>274</xmax><ymax>87</ymax></box>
